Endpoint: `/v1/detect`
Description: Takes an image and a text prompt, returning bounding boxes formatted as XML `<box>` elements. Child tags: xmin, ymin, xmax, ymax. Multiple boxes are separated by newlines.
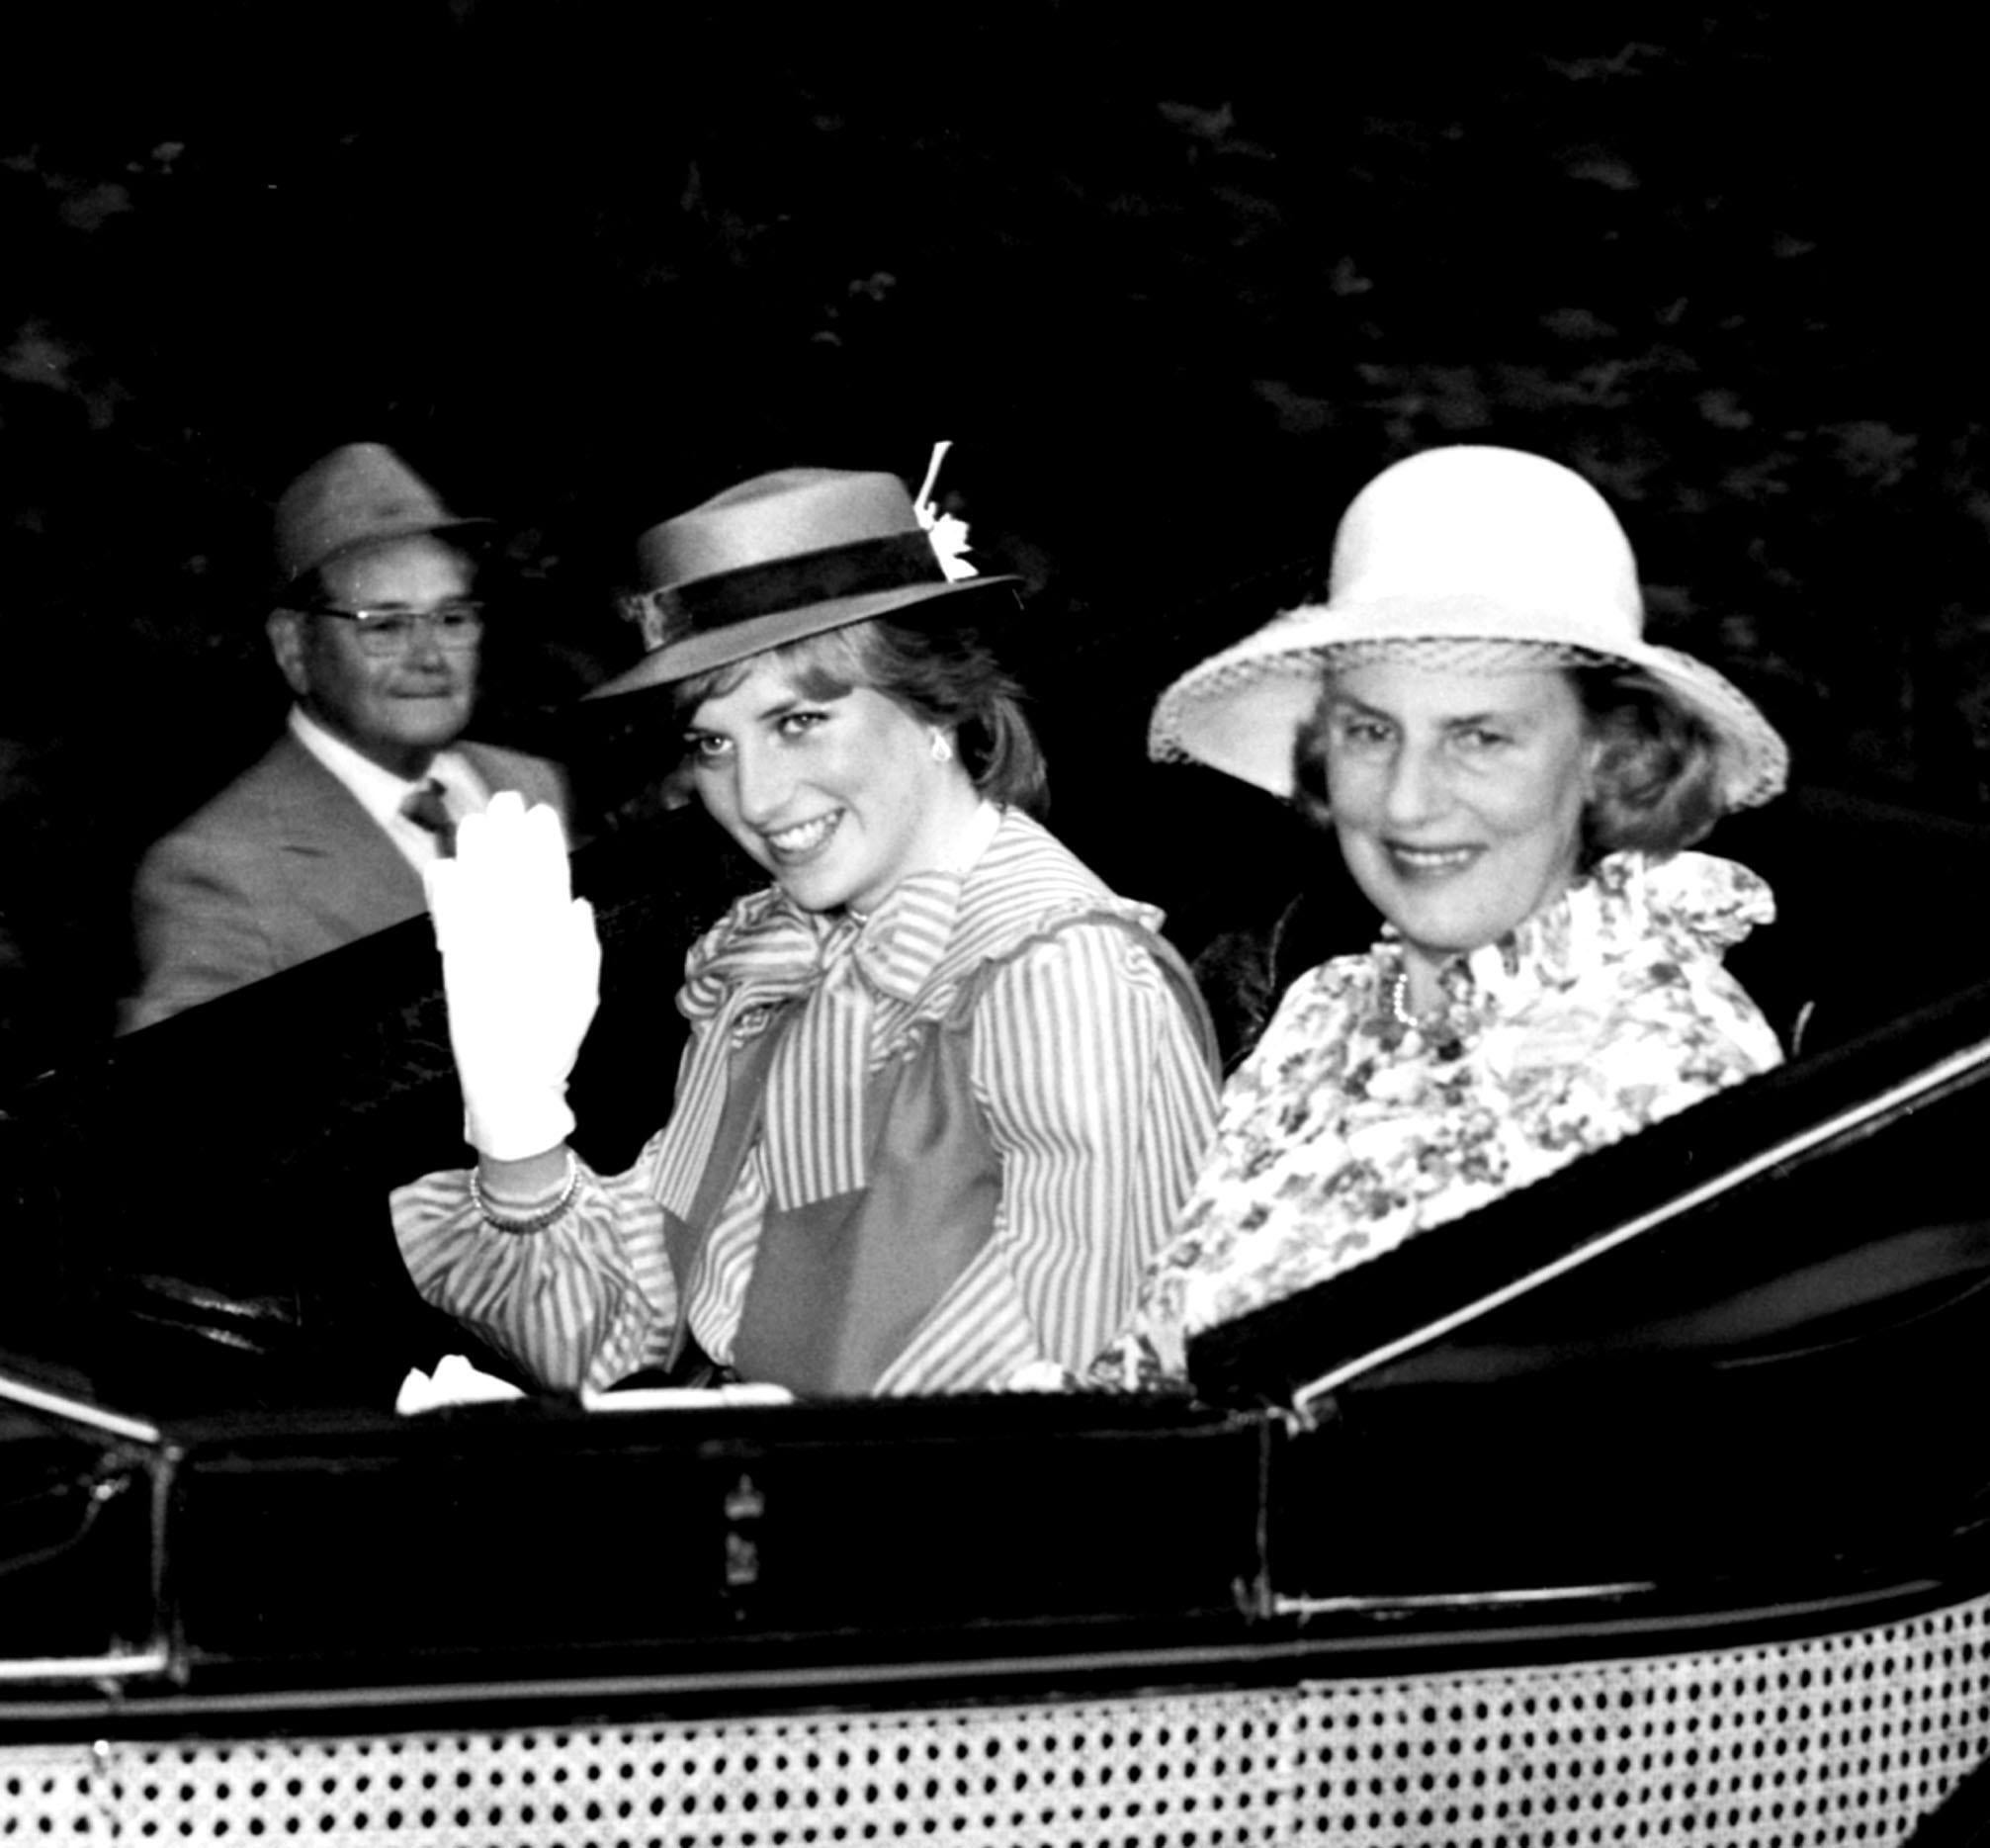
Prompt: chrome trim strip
<box><xmin>0</xmin><ymin>1373</ymin><xmax>162</xmax><ymax>1446</ymax></box>
<box><xmin>0</xmin><ymin>1577</ymin><xmax>1961</xmax><ymax>1725</ymax></box>
<box><xmin>0</xmin><ymin>1648</ymin><xmax>172</xmax><ymax>1686</ymax></box>
<box><xmin>1274</xmin><ymin>1582</ymin><xmax>1657</xmax><ymax>1617</ymax></box>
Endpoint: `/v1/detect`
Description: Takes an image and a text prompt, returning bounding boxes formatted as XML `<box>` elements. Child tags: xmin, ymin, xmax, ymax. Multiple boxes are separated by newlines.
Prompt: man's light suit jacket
<box><xmin>120</xmin><ymin>733</ymin><xmax>568</xmax><ymax>1033</ymax></box>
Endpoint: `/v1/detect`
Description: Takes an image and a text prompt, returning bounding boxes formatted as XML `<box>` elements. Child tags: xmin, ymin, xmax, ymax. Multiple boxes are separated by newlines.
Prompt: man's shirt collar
<box><xmin>287</xmin><ymin>707</ymin><xmax>484</xmax><ymax>859</ymax></box>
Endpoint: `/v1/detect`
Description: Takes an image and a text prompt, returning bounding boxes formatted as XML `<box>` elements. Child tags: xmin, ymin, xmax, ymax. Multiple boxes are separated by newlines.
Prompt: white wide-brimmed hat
<box><xmin>1148</xmin><ymin>445</ymin><xmax>1788</xmax><ymax>810</ymax></box>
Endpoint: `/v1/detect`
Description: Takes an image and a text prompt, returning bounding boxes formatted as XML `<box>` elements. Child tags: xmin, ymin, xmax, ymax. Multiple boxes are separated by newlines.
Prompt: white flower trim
<box><xmin>913</xmin><ymin>438</ymin><xmax>981</xmax><ymax>582</ymax></box>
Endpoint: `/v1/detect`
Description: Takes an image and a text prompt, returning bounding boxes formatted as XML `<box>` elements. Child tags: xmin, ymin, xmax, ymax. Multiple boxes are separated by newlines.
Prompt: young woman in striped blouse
<box><xmin>391</xmin><ymin>463</ymin><xmax>1219</xmax><ymax>1397</ymax></box>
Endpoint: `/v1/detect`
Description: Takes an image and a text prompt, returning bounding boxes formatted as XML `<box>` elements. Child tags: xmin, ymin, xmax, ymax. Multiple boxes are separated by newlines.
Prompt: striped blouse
<box><xmin>392</xmin><ymin>808</ymin><xmax>1219</xmax><ymax>1396</ymax></box>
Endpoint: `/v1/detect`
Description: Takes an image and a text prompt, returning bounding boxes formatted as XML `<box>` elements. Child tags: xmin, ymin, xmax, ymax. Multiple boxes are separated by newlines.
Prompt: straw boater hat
<box><xmin>1148</xmin><ymin>444</ymin><xmax>1788</xmax><ymax>811</ymax></box>
<box><xmin>588</xmin><ymin>453</ymin><xmax>1020</xmax><ymax>698</ymax></box>
<box><xmin>272</xmin><ymin>442</ymin><xmax>488</xmax><ymax>586</ymax></box>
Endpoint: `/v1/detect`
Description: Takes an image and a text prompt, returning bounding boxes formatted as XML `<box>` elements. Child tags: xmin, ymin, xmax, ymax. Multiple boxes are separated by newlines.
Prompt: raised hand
<box><xmin>425</xmin><ymin>792</ymin><xmax>602</xmax><ymax>1161</ymax></box>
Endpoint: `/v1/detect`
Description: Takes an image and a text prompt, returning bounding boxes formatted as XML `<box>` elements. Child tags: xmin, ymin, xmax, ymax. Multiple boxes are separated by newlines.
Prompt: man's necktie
<box><xmin>402</xmin><ymin>779</ymin><xmax>457</xmax><ymax>858</ymax></box>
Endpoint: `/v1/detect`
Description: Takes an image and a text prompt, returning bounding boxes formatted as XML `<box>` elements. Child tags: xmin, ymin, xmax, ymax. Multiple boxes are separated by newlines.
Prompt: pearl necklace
<box><xmin>1385</xmin><ymin>968</ymin><xmax>1420</xmax><ymax>1030</ymax></box>
<box><xmin>1385</xmin><ymin>963</ymin><xmax>1469</xmax><ymax>1061</ymax></box>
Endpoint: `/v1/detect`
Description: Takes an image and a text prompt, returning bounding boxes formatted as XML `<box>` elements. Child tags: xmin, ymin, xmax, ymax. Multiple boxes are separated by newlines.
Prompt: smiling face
<box><xmin>268</xmin><ymin>534</ymin><xmax>478</xmax><ymax>778</ymax></box>
<box><xmin>684</xmin><ymin>653</ymin><xmax>978</xmax><ymax>914</ymax></box>
<box><xmin>1315</xmin><ymin>659</ymin><xmax>1598</xmax><ymax>998</ymax></box>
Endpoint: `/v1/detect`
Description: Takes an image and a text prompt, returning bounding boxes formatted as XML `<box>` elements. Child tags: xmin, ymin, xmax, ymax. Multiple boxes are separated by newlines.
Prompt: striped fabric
<box><xmin>392</xmin><ymin>810</ymin><xmax>1219</xmax><ymax>1396</ymax></box>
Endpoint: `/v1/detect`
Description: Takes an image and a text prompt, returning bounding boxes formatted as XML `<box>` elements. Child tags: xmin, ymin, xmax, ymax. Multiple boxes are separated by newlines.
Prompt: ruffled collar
<box><xmin>680</xmin><ymin>801</ymin><xmax>1004</xmax><ymax>1022</ymax></box>
<box><xmin>652</xmin><ymin>804</ymin><xmax>1005</xmax><ymax>1218</ymax></box>
<box><xmin>1368</xmin><ymin>849</ymin><xmax>1774</xmax><ymax>1053</ymax></box>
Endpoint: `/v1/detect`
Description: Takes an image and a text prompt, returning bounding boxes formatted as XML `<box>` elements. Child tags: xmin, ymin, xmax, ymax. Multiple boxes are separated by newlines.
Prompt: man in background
<box><xmin>120</xmin><ymin>443</ymin><xmax>567</xmax><ymax>1032</ymax></box>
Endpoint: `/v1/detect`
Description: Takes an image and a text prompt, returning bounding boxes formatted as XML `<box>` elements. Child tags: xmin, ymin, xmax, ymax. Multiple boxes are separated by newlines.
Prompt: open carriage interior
<box><xmin>5</xmin><ymin>742</ymin><xmax>1990</xmax><ymax>1573</ymax></box>
<box><xmin>6</xmin><ymin>678</ymin><xmax>1990</xmax><ymax>1396</ymax></box>
<box><xmin>7</xmin><ymin>719</ymin><xmax>1990</xmax><ymax>1841</ymax></box>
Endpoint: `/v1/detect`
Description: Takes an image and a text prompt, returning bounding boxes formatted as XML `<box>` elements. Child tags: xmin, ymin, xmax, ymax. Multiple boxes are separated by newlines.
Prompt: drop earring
<box><xmin>930</xmin><ymin>732</ymin><xmax>954</xmax><ymax>764</ymax></box>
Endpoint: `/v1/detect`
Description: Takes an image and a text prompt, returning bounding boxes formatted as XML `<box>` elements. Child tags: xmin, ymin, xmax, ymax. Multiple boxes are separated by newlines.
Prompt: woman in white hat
<box><xmin>391</xmin><ymin>457</ymin><xmax>1219</xmax><ymax>1398</ymax></box>
<box><xmin>1092</xmin><ymin>444</ymin><xmax>1789</xmax><ymax>1388</ymax></box>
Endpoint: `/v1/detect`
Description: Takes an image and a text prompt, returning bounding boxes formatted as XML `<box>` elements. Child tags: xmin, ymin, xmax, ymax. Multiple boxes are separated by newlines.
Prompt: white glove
<box><xmin>425</xmin><ymin>792</ymin><xmax>602</xmax><ymax>1161</ymax></box>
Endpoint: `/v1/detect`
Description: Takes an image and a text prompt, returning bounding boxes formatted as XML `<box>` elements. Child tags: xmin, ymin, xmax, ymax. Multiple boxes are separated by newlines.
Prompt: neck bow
<box><xmin>651</xmin><ymin>873</ymin><xmax>966</xmax><ymax>1218</ymax></box>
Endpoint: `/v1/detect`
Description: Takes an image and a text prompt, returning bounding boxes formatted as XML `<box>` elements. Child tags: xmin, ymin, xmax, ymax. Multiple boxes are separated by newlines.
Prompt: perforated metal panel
<box><xmin>7</xmin><ymin>1594</ymin><xmax>1989</xmax><ymax>1844</ymax></box>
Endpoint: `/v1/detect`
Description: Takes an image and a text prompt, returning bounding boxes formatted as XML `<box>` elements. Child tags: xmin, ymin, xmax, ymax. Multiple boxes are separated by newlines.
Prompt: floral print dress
<box><xmin>1089</xmin><ymin>850</ymin><xmax>1783</xmax><ymax>1389</ymax></box>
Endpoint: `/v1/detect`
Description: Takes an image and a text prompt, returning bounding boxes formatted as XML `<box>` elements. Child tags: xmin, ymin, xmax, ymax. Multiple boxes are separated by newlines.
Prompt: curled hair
<box><xmin>1290</xmin><ymin>687</ymin><xmax>1338</xmax><ymax>833</ymax></box>
<box><xmin>668</xmin><ymin>611</ymin><xmax>1048</xmax><ymax>816</ymax></box>
<box><xmin>1569</xmin><ymin>663</ymin><xmax>1724</xmax><ymax>864</ymax></box>
<box><xmin>1288</xmin><ymin>660</ymin><xmax>1725</xmax><ymax>867</ymax></box>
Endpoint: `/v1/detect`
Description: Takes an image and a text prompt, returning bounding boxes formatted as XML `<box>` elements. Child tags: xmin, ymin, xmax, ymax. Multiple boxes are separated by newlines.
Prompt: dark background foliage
<box><xmin>5</xmin><ymin>4</ymin><xmax>1989</xmax><ymax>1075</ymax></box>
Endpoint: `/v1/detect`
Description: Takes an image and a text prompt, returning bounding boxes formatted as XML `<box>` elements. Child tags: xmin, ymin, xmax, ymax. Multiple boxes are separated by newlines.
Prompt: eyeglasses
<box><xmin>302</xmin><ymin>601</ymin><xmax>485</xmax><ymax>659</ymax></box>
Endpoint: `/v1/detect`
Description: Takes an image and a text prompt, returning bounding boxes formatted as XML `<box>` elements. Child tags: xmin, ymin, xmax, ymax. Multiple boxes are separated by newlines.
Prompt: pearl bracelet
<box><xmin>469</xmin><ymin>1151</ymin><xmax>581</xmax><ymax>1236</ymax></box>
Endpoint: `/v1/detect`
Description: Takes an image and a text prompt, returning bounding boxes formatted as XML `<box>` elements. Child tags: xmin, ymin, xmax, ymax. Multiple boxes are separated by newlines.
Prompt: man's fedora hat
<box><xmin>587</xmin><ymin>462</ymin><xmax>1020</xmax><ymax>699</ymax></box>
<box><xmin>272</xmin><ymin>442</ymin><xmax>488</xmax><ymax>586</ymax></box>
<box><xmin>1149</xmin><ymin>444</ymin><xmax>1788</xmax><ymax>812</ymax></box>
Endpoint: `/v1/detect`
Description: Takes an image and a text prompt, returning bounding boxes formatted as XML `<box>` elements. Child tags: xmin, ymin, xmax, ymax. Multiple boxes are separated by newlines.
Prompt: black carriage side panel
<box><xmin>1192</xmin><ymin>980</ymin><xmax>1990</xmax><ymax>1607</ymax></box>
<box><xmin>159</xmin><ymin>1394</ymin><xmax>1268</xmax><ymax>1700</ymax></box>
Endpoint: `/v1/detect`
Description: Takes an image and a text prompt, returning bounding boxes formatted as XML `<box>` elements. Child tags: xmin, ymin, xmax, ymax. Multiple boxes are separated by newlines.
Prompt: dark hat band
<box><xmin>634</xmin><ymin>531</ymin><xmax>946</xmax><ymax>651</ymax></box>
